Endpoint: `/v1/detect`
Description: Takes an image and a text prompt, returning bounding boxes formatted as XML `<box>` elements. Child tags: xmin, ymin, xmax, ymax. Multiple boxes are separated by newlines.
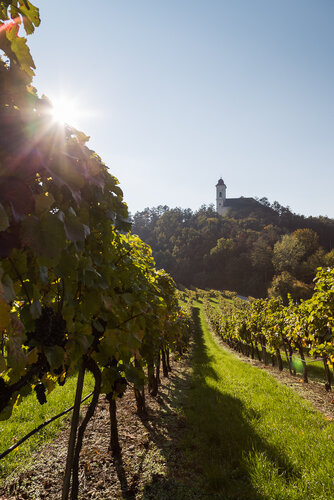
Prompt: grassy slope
<box><xmin>181</xmin><ymin>303</ymin><xmax>334</xmax><ymax>499</ymax></box>
<box><xmin>0</xmin><ymin>372</ymin><xmax>94</xmax><ymax>481</ymax></box>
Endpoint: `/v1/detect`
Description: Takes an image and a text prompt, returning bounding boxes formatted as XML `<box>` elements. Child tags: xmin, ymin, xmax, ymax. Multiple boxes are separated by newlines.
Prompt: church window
<box><xmin>219</xmin><ymin>192</ymin><xmax>222</xmax><ymax>198</ymax></box>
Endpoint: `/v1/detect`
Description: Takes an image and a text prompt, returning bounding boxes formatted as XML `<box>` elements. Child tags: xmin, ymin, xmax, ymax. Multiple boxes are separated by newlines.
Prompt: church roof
<box><xmin>224</xmin><ymin>197</ymin><xmax>256</xmax><ymax>208</ymax></box>
<box><xmin>216</xmin><ymin>178</ymin><xmax>226</xmax><ymax>187</ymax></box>
<box><xmin>220</xmin><ymin>197</ymin><xmax>276</xmax><ymax>218</ymax></box>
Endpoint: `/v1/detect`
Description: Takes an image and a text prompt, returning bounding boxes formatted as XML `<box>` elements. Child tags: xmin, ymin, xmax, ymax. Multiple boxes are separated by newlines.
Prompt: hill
<box><xmin>131</xmin><ymin>200</ymin><xmax>334</xmax><ymax>298</ymax></box>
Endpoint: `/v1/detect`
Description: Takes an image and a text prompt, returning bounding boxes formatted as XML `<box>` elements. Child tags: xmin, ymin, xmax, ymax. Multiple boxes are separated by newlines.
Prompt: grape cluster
<box><xmin>34</xmin><ymin>382</ymin><xmax>47</xmax><ymax>405</ymax></box>
<box><xmin>0</xmin><ymin>378</ymin><xmax>11</xmax><ymax>413</ymax></box>
<box><xmin>57</xmin><ymin>374</ymin><xmax>67</xmax><ymax>387</ymax></box>
<box><xmin>54</xmin><ymin>365</ymin><xmax>68</xmax><ymax>386</ymax></box>
<box><xmin>26</xmin><ymin>307</ymin><xmax>66</xmax><ymax>347</ymax></box>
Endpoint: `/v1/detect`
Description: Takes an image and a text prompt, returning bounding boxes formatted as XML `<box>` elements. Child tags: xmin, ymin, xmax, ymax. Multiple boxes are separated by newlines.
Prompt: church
<box><xmin>216</xmin><ymin>178</ymin><xmax>255</xmax><ymax>216</ymax></box>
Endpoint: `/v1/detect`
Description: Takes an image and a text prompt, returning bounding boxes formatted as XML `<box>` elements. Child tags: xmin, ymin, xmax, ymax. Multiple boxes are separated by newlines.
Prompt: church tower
<box><xmin>216</xmin><ymin>178</ymin><xmax>226</xmax><ymax>215</ymax></box>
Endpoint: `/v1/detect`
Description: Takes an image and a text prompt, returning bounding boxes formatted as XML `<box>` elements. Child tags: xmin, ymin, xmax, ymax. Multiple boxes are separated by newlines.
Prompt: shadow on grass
<box><xmin>141</xmin><ymin>306</ymin><xmax>299</xmax><ymax>499</ymax></box>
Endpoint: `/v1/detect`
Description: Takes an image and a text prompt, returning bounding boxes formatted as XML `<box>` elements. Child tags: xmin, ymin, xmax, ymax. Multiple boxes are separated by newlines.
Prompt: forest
<box><xmin>132</xmin><ymin>199</ymin><xmax>334</xmax><ymax>299</ymax></box>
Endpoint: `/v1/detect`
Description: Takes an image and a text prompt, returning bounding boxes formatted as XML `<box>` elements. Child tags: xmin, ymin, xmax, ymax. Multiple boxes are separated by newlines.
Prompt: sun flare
<box><xmin>50</xmin><ymin>97</ymin><xmax>81</xmax><ymax>127</ymax></box>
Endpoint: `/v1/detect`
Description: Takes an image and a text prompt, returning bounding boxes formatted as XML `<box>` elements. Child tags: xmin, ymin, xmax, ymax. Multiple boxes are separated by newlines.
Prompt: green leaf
<box><xmin>44</xmin><ymin>346</ymin><xmax>65</xmax><ymax>370</ymax></box>
<box><xmin>21</xmin><ymin>213</ymin><xmax>66</xmax><ymax>261</ymax></box>
<box><xmin>30</xmin><ymin>300</ymin><xmax>41</xmax><ymax>319</ymax></box>
<box><xmin>7</xmin><ymin>338</ymin><xmax>26</xmax><ymax>372</ymax></box>
<box><xmin>19</xmin><ymin>2</ymin><xmax>40</xmax><ymax>34</ymax></box>
<box><xmin>101</xmin><ymin>366</ymin><xmax>118</xmax><ymax>394</ymax></box>
<box><xmin>10</xmin><ymin>36</ymin><xmax>36</xmax><ymax>76</ymax></box>
<box><xmin>20</xmin><ymin>1</ymin><xmax>41</xmax><ymax>29</ymax></box>
<box><xmin>55</xmin><ymin>252</ymin><xmax>78</xmax><ymax>280</ymax></box>
<box><xmin>124</xmin><ymin>364</ymin><xmax>145</xmax><ymax>390</ymax></box>
<box><xmin>1</xmin><ymin>274</ymin><xmax>15</xmax><ymax>302</ymax></box>
<box><xmin>39</xmin><ymin>265</ymin><xmax>48</xmax><ymax>283</ymax></box>
<box><xmin>64</xmin><ymin>212</ymin><xmax>86</xmax><ymax>242</ymax></box>
<box><xmin>34</xmin><ymin>193</ymin><xmax>55</xmax><ymax>215</ymax></box>
<box><xmin>0</xmin><ymin>297</ymin><xmax>11</xmax><ymax>330</ymax></box>
<box><xmin>92</xmin><ymin>319</ymin><xmax>104</xmax><ymax>333</ymax></box>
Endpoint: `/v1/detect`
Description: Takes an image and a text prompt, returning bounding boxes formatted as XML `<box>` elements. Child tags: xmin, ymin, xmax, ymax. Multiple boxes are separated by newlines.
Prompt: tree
<box><xmin>268</xmin><ymin>272</ymin><xmax>312</xmax><ymax>304</ymax></box>
<box><xmin>293</xmin><ymin>229</ymin><xmax>319</xmax><ymax>258</ymax></box>
<box><xmin>272</xmin><ymin>234</ymin><xmax>304</xmax><ymax>274</ymax></box>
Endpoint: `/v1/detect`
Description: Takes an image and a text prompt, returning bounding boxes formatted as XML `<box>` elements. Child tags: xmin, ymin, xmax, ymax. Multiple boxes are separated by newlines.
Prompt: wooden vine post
<box><xmin>62</xmin><ymin>362</ymin><xmax>85</xmax><ymax>500</ymax></box>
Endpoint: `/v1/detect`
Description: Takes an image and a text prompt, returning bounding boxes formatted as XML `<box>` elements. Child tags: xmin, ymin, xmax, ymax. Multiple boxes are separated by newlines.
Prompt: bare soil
<box><xmin>0</xmin><ymin>352</ymin><xmax>198</xmax><ymax>500</ymax></box>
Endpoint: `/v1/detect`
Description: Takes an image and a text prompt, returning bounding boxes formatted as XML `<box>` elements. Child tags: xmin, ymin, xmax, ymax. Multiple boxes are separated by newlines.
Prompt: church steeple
<box><xmin>216</xmin><ymin>178</ymin><xmax>226</xmax><ymax>215</ymax></box>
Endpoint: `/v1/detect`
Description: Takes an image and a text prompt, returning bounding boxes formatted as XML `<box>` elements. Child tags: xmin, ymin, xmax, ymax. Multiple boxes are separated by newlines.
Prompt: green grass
<box><xmin>0</xmin><ymin>372</ymin><xmax>94</xmax><ymax>481</ymax></box>
<box><xmin>181</xmin><ymin>302</ymin><xmax>334</xmax><ymax>499</ymax></box>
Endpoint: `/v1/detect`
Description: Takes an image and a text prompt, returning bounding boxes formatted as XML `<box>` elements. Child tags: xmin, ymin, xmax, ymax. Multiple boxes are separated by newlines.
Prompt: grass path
<box><xmin>181</xmin><ymin>303</ymin><xmax>334</xmax><ymax>499</ymax></box>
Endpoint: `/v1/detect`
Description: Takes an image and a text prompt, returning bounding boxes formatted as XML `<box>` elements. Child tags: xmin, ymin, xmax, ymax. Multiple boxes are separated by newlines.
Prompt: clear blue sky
<box><xmin>29</xmin><ymin>1</ymin><xmax>334</xmax><ymax>217</ymax></box>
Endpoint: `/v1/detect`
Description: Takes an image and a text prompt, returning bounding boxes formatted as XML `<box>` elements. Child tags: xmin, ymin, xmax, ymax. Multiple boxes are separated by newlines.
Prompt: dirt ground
<box><xmin>0</xmin><ymin>352</ymin><xmax>198</xmax><ymax>500</ymax></box>
<box><xmin>1</xmin><ymin>331</ymin><xmax>333</xmax><ymax>500</ymax></box>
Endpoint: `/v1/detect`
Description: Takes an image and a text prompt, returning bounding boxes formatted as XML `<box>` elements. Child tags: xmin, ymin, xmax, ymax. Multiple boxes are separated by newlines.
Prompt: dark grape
<box><xmin>55</xmin><ymin>366</ymin><xmax>67</xmax><ymax>386</ymax></box>
<box><xmin>57</xmin><ymin>374</ymin><xmax>67</xmax><ymax>387</ymax></box>
<box><xmin>53</xmin><ymin>365</ymin><xmax>64</xmax><ymax>375</ymax></box>
<box><xmin>35</xmin><ymin>382</ymin><xmax>47</xmax><ymax>405</ymax></box>
<box><xmin>26</xmin><ymin>307</ymin><xmax>66</xmax><ymax>347</ymax></box>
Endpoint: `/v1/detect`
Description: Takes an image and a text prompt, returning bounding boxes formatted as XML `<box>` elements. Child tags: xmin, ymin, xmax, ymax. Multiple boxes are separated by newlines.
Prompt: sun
<box><xmin>50</xmin><ymin>97</ymin><xmax>81</xmax><ymax>127</ymax></box>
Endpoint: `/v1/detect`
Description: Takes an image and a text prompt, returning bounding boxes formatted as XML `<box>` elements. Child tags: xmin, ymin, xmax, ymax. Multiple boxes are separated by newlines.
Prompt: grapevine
<box><xmin>202</xmin><ymin>268</ymin><xmax>334</xmax><ymax>388</ymax></box>
<box><xmin>0</xmin><ymin>2</ymin><xmax>191</xmax><ymax>498</ymax></box>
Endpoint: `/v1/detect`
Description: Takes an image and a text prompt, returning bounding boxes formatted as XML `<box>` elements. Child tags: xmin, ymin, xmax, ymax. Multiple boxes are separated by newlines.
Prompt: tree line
<box><xmin>132</xmin><ymin>201</ymin><xmax>334</xmax><ymax>299</ymax></box>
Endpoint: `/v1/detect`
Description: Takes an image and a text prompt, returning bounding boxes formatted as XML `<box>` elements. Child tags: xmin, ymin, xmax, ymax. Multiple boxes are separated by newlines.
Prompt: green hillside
<box><xmin>132</xmin><ymin>201</ymin><xmax>334</xmax><ymax>298</ymax></box>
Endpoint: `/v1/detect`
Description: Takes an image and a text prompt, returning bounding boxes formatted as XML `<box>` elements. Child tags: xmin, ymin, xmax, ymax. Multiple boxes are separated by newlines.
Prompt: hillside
<box><xmin>132</xmin><ymin>200</ymin><xmax>334</xmax><ymax>298</ymax></box>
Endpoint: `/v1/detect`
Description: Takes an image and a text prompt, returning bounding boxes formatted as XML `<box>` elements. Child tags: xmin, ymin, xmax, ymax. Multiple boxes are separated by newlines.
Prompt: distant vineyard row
<box><xmin>185</xmin><ymin>270</ymin><xmax>334</xmax><ymax>388</ymax></box>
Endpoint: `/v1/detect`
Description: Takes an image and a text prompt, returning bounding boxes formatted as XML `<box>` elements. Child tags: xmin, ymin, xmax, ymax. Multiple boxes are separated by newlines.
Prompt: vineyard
<box><xmin>1</xmin><ymin>2</ymin><xmax>334</xmax><ymax>499</ymax></box>
<box><xmin>199</xmin><ymin>267</ymin><xmax>334</xmax><ymax>389</ymax></box>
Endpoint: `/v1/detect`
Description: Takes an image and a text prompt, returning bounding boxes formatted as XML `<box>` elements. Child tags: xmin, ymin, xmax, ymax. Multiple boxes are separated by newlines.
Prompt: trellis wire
<box><xmin>0</xmin><ymin>392</ymin><xmax>93</xmax><ymax>461</ymax></box>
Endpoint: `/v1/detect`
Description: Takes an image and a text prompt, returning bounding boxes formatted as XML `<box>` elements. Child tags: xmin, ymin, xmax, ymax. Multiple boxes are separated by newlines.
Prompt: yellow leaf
<box><xmin>27</xmin><ymin>347</ymin><xmax>39</xmax><ymax>365</ymax></box>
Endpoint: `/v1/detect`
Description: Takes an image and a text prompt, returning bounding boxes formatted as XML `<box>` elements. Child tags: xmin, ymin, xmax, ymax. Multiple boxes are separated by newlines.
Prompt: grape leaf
<box><xmin>30</xmin><ymin>299</ymin><xmax>41</xmax><ymax>319</ymax></box>
<box><xmin>11</xmin><ymin>35</ymin><xmax>36</xmax><ymax>76</ymax></box>
<box><xmin>21</xmin><ymin>213</ymin><xmax>66</xmax><ymax>260</ymax></box>
<box><xmin>0</xmin><ymin>177</ymin><xmax>34</xmax><ymax>221</ymax></box>
<box><xmin>34</xmin><ymin>193</ymin><xmax>55</xmax><ymax>215</ymax></box>
<box><xmin>64</xmin><ymin>212</ymin><xmax>86</xmax><ymax>243</ymax></box>
<box><xmin>1</xmin><ymin>274</ymin><xmax>16</xmax><ymax>302</ymax></box>
<box><xmin>7</xmin><ymin>337</ymin><xmax>26</xmax><ymax>372</ymax></box>
<box><xmin>0</xmin><ymin>231</ymin><xmax>21</xmax><ymax>258</ymax></box>
<box><xmin>44</xmin><ymin>346</ymin><xmax>64</xmax><ymax>370</ymax></box>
